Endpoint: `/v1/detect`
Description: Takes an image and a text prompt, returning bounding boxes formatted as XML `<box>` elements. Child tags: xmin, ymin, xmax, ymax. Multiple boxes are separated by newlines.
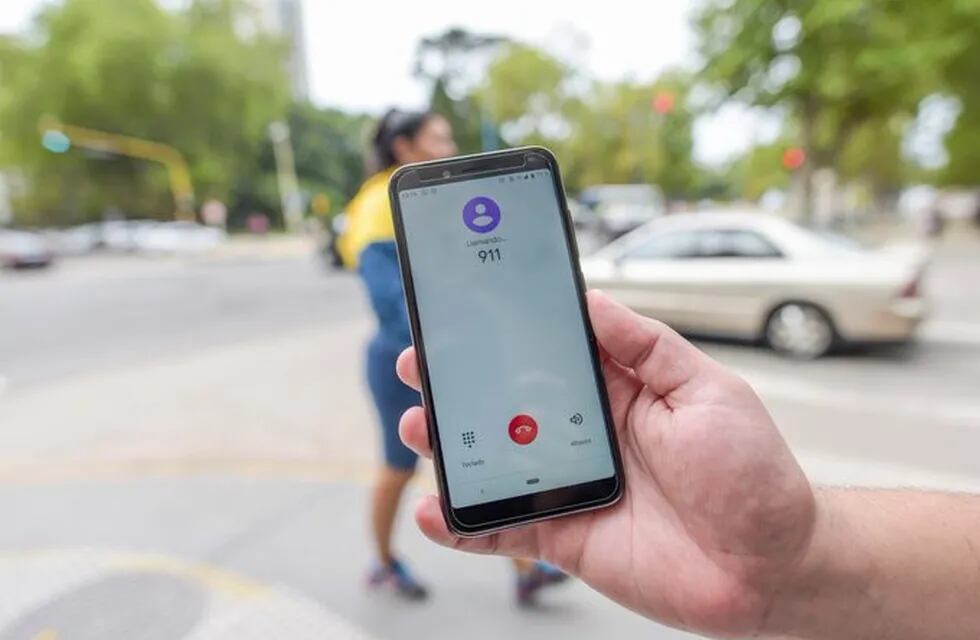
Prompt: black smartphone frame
<box><xmin>388</xmin><ymin>146</ymin><xmax>624</xmax><ymax>536</ymax></box>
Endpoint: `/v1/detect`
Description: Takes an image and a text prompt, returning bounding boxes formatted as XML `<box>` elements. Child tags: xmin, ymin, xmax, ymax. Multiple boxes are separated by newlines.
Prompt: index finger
<box><xmin>396</xmin><ymin>347</ymin><xmax>420</xmax><ymax>391</ymax></box>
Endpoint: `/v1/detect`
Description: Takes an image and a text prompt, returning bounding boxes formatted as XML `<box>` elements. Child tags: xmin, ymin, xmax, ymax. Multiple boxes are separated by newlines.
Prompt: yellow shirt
<box><xmin>338</xmin><ymin>169</ymin><xmax>396</xmax><ymax>269</ymax></box>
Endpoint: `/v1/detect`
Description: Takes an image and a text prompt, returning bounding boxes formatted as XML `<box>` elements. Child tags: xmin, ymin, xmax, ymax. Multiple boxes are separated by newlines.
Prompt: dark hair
<box><xmin>371</xmin><ymin>108</ymin><xmax>435</xmax><ymax>171</ymax></box>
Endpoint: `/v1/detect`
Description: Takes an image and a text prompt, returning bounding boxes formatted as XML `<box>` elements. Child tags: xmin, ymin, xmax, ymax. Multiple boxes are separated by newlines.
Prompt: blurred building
<box><xmin>257</xmin><ymin>0</ymin><xmax>309</xmax><ymax>101</ymax></box>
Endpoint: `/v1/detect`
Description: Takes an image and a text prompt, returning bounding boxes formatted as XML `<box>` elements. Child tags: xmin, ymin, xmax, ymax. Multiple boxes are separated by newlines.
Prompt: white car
<box><xmin>0</xmin><ymin>229</ymin><xmax>54</xmax><ymax>269</ymax></box>
<box><xmin>132</xmin><ymin>221</ymin><xmax>226</xmax><ymax>254</ymax></box>
<box><xmin>581</xmin><ymin>212</ymin><xmax>929</xmax><ymax>358</ymax></box>
<box><xmin>53</xmin><ymin>220</ymin><xmax>158</xmax><ymax>253</ymax></box>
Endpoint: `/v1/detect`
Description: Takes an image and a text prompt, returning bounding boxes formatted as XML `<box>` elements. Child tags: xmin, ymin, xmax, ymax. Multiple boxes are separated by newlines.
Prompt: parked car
<box><xmin>101</xmin><ymin>219</ymin><xmax>161</xmax><ymax>252</ymax></box>
<box><xmin>581</xmin><ymin>212</ymin><xmax>929</xmax><ymax>359</ymax></box>
<box><xmin>50</xmin><ymin>220</ymin><xmax>225</xmax><ymax>255</ymax></box>
<box><xmin>50</xmin><ymin>220</ymin><xmax>154</xmax><ymax>254</ymax></box>
<box><xmin>0</xmin><ymin>229</ymin><xmax>54</xmax><ymax>269</ymax></box>
<box><xmin>131</xmin><ymin>221</ymin><xmax>226</xmax><ymax>254</ymax></box>
<box><xmin>578</xmin><ymin>184</ymin><xmax>665</xmax><ymax>239</ymax></box>
<box><xmin>50</xmin><ymin>222</ymin><xmax>103</xmax><ymax>255</ymax></box>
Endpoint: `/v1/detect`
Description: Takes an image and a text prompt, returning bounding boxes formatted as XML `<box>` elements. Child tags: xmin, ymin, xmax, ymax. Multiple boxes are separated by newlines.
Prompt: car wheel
<box><xmin>765</xmin><ymin>303</ymin><xmax>835</xmax><ymax>359</ymax></box>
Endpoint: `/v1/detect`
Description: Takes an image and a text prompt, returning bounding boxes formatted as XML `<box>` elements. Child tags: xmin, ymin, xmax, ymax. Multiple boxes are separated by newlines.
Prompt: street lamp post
<box><xmin>268</xmin><ymin>121</ymin><xmax>303</xmax><ymax>233</ymax></box>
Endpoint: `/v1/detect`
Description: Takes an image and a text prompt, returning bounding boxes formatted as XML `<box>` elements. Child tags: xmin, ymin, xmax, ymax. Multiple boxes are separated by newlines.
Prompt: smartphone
<box><xmin>389</xmin><ymin>147</ymin><xmax>624</xmax><ymax>536</ymax></box>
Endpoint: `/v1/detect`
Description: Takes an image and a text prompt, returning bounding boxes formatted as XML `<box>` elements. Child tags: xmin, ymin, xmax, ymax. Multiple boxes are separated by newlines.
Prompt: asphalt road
<box><xmin>5</xmin><ymin>246</ymin><xmax>979</xmax><ymax>398</ymax></box>
<box><xmin>0</xmin><ymin>254</ymin><xmax>364</xmax><ymax>388</ymax></box>
<box><xmin>1</xmin><ymin>242</ymin><xmax>979</xmax><ymax>640</ymax></box>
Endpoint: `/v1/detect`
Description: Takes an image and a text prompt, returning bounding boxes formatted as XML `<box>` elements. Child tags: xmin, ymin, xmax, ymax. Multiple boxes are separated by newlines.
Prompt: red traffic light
<box><xmin>652</xmin><ymin>91</ymin><xmax>675</xmax><ymax>115</ymax></box>
<box><xmin>782</xmin><ymin>146</ymin><xmax>806</xmax><ymax>170</ymax></box>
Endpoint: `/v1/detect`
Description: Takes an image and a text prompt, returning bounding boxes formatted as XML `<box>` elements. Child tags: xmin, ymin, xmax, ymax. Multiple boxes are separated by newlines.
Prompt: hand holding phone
<box><xmin>395</xmin><ymin>290</ymin><xmax>817</xmax><ymax>637</ymax></box>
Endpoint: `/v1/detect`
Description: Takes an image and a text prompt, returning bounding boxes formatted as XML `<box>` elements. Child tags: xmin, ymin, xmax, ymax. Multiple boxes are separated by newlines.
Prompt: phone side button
<box><xmin>526</xmin><ymin>478</ymin><xmax>540</xmax><ymax>485</ymax></box>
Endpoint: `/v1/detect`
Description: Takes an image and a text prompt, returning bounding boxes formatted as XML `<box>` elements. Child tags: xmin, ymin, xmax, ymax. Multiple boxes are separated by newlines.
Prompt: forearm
<box><xmin>764</xmin><ymin>488</ymin><xmax>980</xmax><ymax>640</ymax></box>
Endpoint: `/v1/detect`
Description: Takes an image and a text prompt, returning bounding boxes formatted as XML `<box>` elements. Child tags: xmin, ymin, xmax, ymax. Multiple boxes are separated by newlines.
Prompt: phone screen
<box><xmin>398</xmin><ymin>168</ymin><xmax>616</xmax><ymax>509</ymax></box>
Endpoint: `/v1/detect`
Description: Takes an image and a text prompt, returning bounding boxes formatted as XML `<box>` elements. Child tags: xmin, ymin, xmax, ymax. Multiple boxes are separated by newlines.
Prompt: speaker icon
<box><xmin>569</xmin><ymin>413</ymin><xmax>584</xmax><ymax>425</ymax></box>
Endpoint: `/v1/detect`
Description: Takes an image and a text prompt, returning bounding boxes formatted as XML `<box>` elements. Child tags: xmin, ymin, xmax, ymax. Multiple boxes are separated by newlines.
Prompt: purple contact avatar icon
<box><xmin>462</xmin><ymin>196</ymin><xmax>501</xmax><ymax>234</ymax></box>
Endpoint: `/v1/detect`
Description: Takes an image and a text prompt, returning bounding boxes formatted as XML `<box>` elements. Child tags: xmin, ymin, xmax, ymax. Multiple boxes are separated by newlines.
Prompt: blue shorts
<box><xmin>366</xmin><ymin>335</ymin><xmax>420</xmax><ymax>471</ymax></box>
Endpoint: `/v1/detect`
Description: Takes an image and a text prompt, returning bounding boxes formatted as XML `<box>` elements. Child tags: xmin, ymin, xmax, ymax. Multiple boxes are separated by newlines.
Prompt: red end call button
<box><xmin>508</xmin><ymin>414</ymin><xmax>538</xmax><ymax>445</ymax></box>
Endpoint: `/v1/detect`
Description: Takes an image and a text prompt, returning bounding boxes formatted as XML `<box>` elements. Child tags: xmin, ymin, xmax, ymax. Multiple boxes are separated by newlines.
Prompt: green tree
<box><xmin>0</xmin><ymin>0</ymin><xmax>290</xmax><ymax>225</ymax></box>
<box><xmin>429</xmin><ymin>77</ymin><xmax>484</xmax><ymax>155</ymax></box>
<box><xmin>414</xmin><ymin>27</ymin><xmax>507</xmax><ymax>93</ymax></box>
<box><xmin>837</xmin><ymin>116</ymin><xmax>907</xmax><ymax>206</ymax></box>
<box><xmin>648</xmin><ymin>72</ymin><xmax>699</xmax><ymax>199</ymax></box>
<box><xmin>558</xmin><ymin>81</ymin><xmax>671</xmax><ymax>190</ymax></box>
<box><xmin>477</xmin><ymin>42</ymin><xmax>570</xmax><ymax>135</ymax></box>
<box><xmin>728</xmin><ymin>142</ymin><xmax>792</xmax><ymax>201</ymax></box>
<box><xmin>414</xmin><ymin>27</ymin><xmax>506</xmax><ymax>154</ymax></box>
<box><xmin>232</xmin><ymin>103</ymin><xmax>370</xmax><ymax>228</ymax></box>
<box><xmin>474</xmin><ymin>42</ymin><xmax>699</xmax><ymax>197</ymax></box>
<box><xmin>694</xmin><ymin>0</ymin><xmax>975</xmax><ymax>217</ymax></box>
<box><xmin>941</xmin><ymin>103</ymin><xmax>980</xmax><ymax>187</ymax></box>
<box><xmin>937</xmin><ymin>0</ymin><xmax>980</xmax><ymax>186</ymax></box>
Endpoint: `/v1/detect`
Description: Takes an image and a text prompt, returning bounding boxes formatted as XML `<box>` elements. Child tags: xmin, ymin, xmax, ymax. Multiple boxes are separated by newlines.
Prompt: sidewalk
<box><xmin>0</xmin><ymin>316</ymin><xmax>692</xmax><ymax>639</ymax></box>
<box><xmin>0</xmin><ymin>319</ymin><xmax>378</xmax><ymax>485</ymax></box>
<box><xmin>0</xmin><ymin>478</ymin><xmax>689</xmax><ymax>640</ymax></box>
<box><xmin>2</xmin><ymin>292</ymin><xmax>979</xmax><ymax>638</ymax></box>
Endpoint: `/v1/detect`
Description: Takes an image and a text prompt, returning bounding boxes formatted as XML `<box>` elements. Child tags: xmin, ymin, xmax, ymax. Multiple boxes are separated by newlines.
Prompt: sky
<box><xmin>0</xmin><ymin>0</ymin><xmax>780</xmax><ymax>166</ymax></box>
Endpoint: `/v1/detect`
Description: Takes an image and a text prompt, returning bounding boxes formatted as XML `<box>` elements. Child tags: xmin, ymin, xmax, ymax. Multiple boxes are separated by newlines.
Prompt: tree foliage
<box><xmin>474</xmin><ymin>42</ymin><xmax>699</xmax><ymax>197</ymax></box>
<box><xmin>414</xmin><ymin>27</ymin><xmax>507</xmax><ymax>155</ymax></box>
<box><xmin>233</xmin><ymin>103</ymin><xmax>370</xmax><ymax>228</ymax></box>
<box><xmin>429</xmin><ymin>76</ymin><xmax>484</xmax><ymax>155</ymax></box>
<box><xmin>477</xmin><ymin>43</ymin><xmax>569</xmax><ymax>132</ymax></box>
<box><xmin>727</xmin><ymin>142</ymin><xmax>792</xmax><ymax>201</ymax></box>
<box><xmin>936</xmin><ymin>0</ymin><xmax>980</xmax><ymax>186</ymax></box>
<box><xmin>694</xmin><ymin>0</ymin><xmax>980</xmax><ymax>208</ymax></box>
<box><xmin>0</xmin><ymin>0</ymin><xmax>290</xmax><ymax>225</ymax></box>
<box><xmin>411</xmin><ymin>31</ymin><xmax>701</xmax><ymax>198</ymax></box>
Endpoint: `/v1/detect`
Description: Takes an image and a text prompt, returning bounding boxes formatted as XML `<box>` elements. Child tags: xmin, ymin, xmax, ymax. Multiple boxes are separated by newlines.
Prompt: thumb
<box><xmin>586</xmin><ymin>289</ymin><xmax>707</xmax><ymax>401</ymax></box>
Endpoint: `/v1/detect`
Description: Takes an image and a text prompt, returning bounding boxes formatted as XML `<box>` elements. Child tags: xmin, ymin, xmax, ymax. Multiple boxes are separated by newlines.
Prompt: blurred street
<box><xmin>1</xmin><ymin>240</ymin><xmax>979</xmax><ymax>639</ymax></box>
<box><xmin>2</xmin><ymin>0</ymin><xmax>979</xmax><ymax>634</ymax></box>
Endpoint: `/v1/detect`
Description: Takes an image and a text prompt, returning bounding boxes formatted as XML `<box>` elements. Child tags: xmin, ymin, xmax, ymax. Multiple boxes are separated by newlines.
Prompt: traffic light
<box><xmin>782</xmin><ymin>146</ymin><xmax>806</xmax><ymax>170</ymax></box>
<box><xmin>651</xmin><ymin>91</ymin><xmax>675</xmax><ymax>115</ymax></box>
<box><xmin>41</xmin><ymin>129</ymin><xmax>71</xmax><ymax>154</ymax></box>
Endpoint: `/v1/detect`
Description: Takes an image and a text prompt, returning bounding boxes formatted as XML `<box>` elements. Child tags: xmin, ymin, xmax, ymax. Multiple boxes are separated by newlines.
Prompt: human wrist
<box><xmin>760</xmin><ymin>487</ymin><xmax>876</xmax><ymax>639</ymax></box>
